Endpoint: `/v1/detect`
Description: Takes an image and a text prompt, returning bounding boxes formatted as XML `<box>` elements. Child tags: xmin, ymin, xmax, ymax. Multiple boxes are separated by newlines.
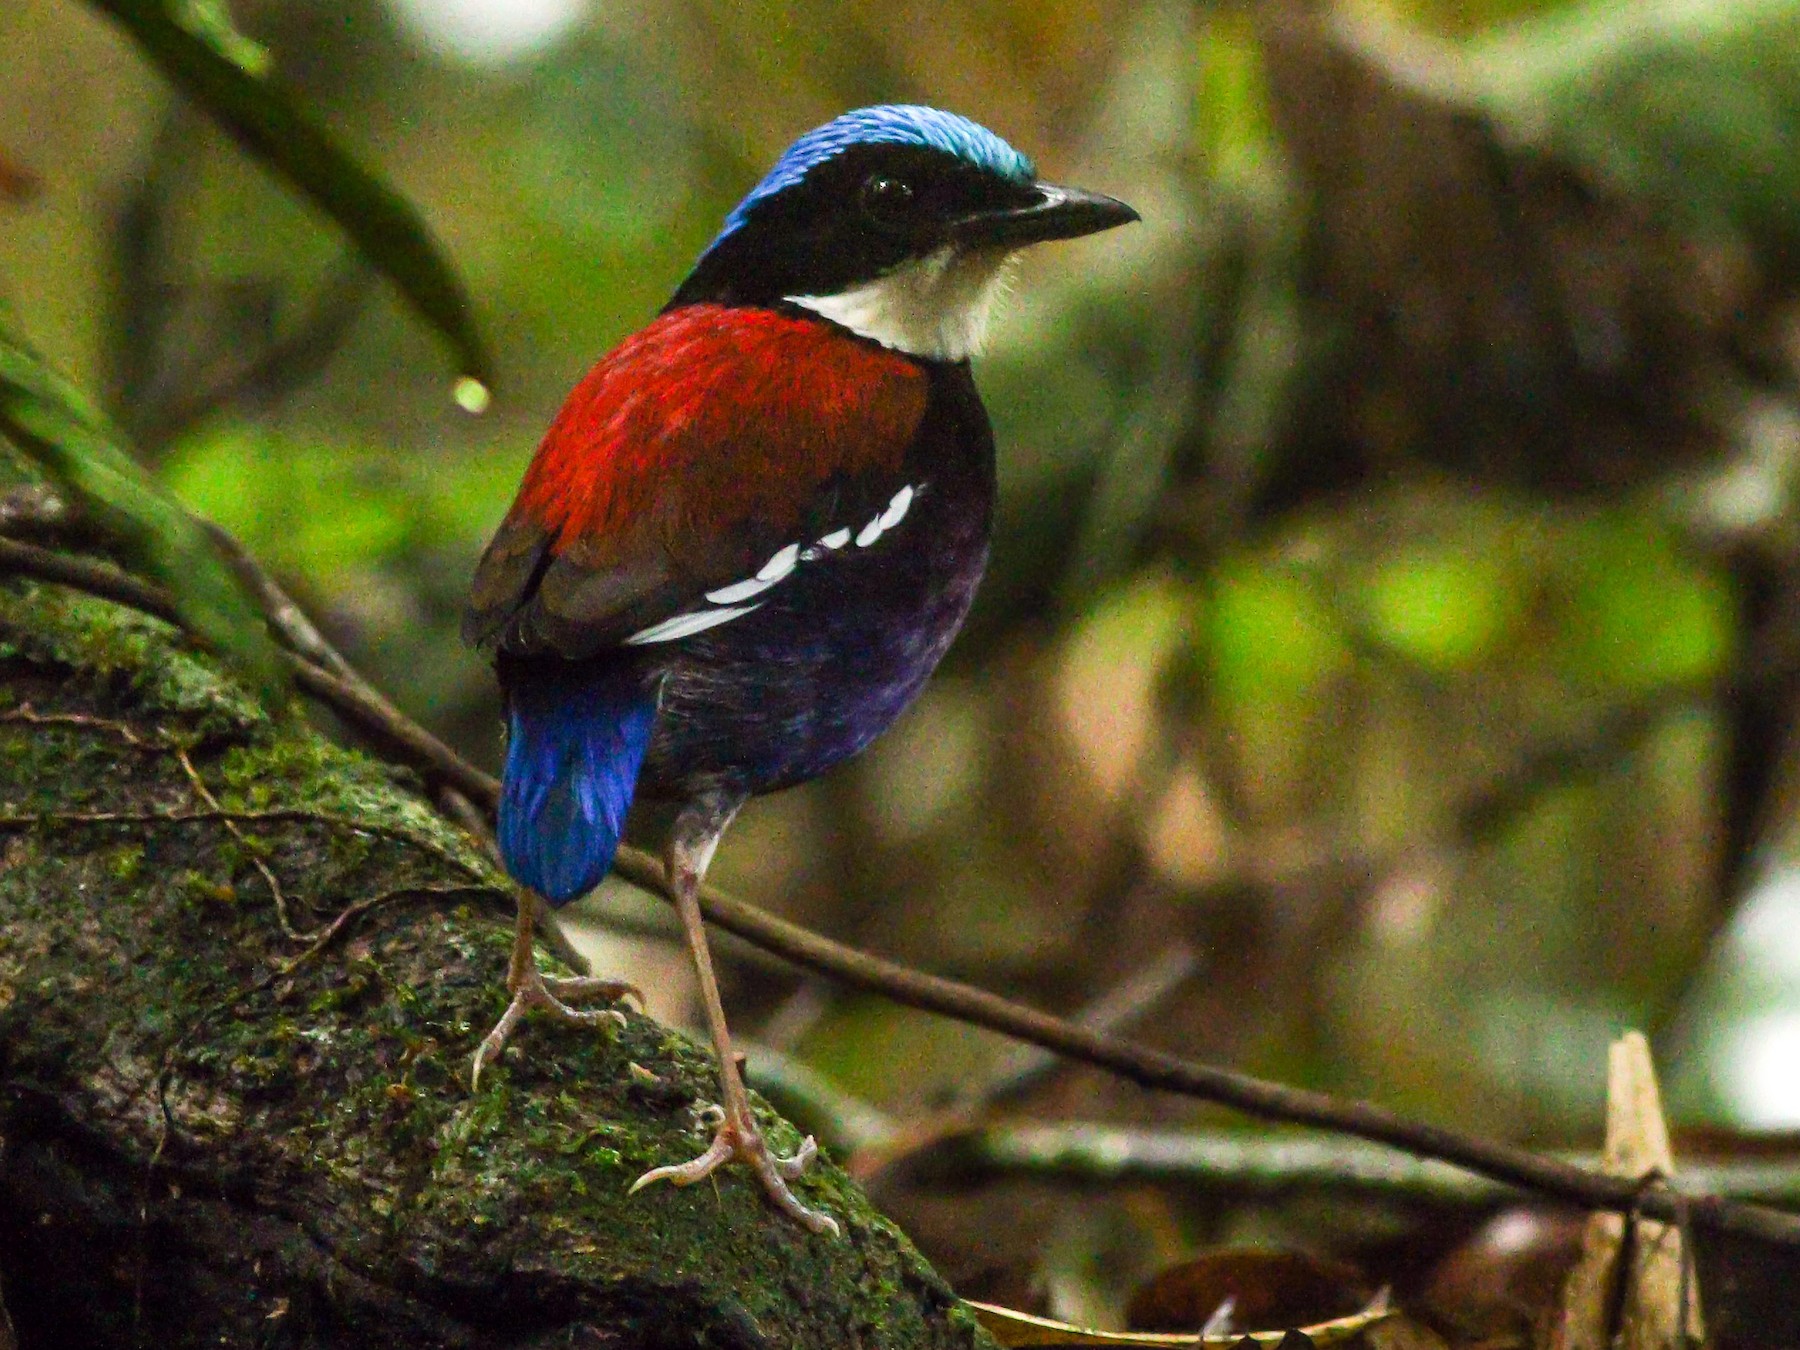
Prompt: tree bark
<box><xmin>0</xmin><ymin>574</ymin><xmax>991</xmax><ymax>1350</ymax></box>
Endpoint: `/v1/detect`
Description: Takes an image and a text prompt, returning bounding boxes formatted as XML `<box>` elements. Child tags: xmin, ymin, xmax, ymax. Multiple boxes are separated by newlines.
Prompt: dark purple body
<box><xmin>641</xmin><ymin>359</ymin><xmax>994</xmax><ymax>798</ymax></box>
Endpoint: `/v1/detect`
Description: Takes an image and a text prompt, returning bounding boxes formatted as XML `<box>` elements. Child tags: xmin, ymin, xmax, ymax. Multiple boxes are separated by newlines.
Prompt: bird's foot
<box><xmin>630</xmin><ymin>1102</ymin><xmax>838</xmax><ymax>1235</ymax></box>
<box><xmin>470</xmin><ymin>965</ymin><xmax>638</xmax><ymax>1090</ymax></box>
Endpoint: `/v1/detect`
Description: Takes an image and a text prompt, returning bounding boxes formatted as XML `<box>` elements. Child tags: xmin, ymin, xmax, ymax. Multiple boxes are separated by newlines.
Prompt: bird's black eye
<box><xmin>859</xmin><ymin>173</ymin><xmax>915</xmax><ymax>227</ymax></box>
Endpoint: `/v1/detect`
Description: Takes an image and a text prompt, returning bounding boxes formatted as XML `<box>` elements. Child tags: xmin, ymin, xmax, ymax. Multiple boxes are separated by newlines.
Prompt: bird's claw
<box><xmin>541</xmin><ymin>973</ymin><xmax>642</xmax><ymax>1007</ymax></box>
<box><xmin>772</xmin><ymin>1132</ymin><xmax>819</xmax><ymax>1180</ymax></box>
<box><xmin>629</xmin><ymin>1131</ymin><xmax>737</xmax><ymax>1191</ymax></box>
<box><xmin>470</xmin><ymin>968</ymin><xmax>631</xmax><ymax>1090</ymax></box>
<box><xmin>630</xmin><ymin>1106</ymin><xmax>837</xmax><ymax>1236</ymax></box>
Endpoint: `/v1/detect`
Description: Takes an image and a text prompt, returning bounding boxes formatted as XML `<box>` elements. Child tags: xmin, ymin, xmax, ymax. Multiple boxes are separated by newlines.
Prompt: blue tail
<box><xmin>499</xmin><ymin>666</ymin><xmax>657</xmax><ymax>906</ymax></box>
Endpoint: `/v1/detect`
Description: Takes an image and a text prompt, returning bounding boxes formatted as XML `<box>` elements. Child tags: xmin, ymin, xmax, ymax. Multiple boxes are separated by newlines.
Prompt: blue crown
<box><xmin>709</xmin><ymin>105</ymin><xmax>1036</xmax><ymax>248</ymax></box>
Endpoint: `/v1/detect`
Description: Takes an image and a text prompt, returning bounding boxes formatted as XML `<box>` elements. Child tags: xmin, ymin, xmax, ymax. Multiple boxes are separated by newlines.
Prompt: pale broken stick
<box><xmin>1551</xmin><ymin>1031</ymin><xmax>1705</xmax><ymax>1350</ymax></box>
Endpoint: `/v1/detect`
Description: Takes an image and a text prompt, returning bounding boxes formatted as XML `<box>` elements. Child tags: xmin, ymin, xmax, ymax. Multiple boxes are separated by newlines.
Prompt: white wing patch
<box><xmin>621</xmin><ymin>484</ymin><xmax>921</xmax><ymax>645</ymax></box>
<box><xmin>623</xmin><ymin>604</ymin><xmax>762</xmax><ymax>645</ymax></box>
<box><xmin>854</xmin><ymin>484</ymin><xmax>914</xmax><ymax>547</ymax></box>
<box><xmin>703</xmin><ymin>542</ymin><xmax>800</xmax><ymax>603</ymax></box>
<box><xmin>877</xmin><ymin>485</ymin><xmax>914</xmax><ymax>531</ymax></box>
<box><xmin>801</xmin><ymin>527</ymin><xmax>853</xmax><ymax>560</ymax></box>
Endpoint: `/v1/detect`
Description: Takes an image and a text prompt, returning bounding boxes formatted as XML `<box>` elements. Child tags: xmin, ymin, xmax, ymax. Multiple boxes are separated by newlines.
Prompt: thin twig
<box><xmin>198</xmin><ymin>524</ymin><xmax>497</xmax><ymax>806</ymax></box>
<box><xmin>8</xmin><ymin>534</ymin><xmax>1800</xmax><ymax>1247</ymax></box>
<box><xmin>272</xmin><ymin>882</ymin><xmax>490</xmax><ymax>975</ymax></box>
<box><xmin>150</xmin><ymin>879</ymin><xmax>485</xmax><ymax>1174</ymax></box>
<box><xmin>828</xmin><ymin>943</ymin><xmax>1199</xmax><ymax>1179</ymax></box>
<box><xmin>174</xmin><ymin>745</ymin><xmax>315</xmax><ymax>942</ymax></box>
<box><xmin>0</xmin><ymin>535</ymin><xmax>181</xmax><ymax>626</ymax></box>
<box><xmin>816</xmin><ymin>944</ymin><xmax>1199</xmax><ymax>1181</ymax></box>
<box><xmin>436</xmin><ymin>784</ymin><xmax>498</xmax><ymax>854</ymax></box>
<box><xmin>201</xmin><ymin>521</ymin><xmax>362</xmax><ymax>683</ymax></box>
<box><xmin>0</xmin><ymin>703</ymin><xmax>165</xmax><ymax>747</ymax></box>
<box><xmin>614</xmin><ymin>841</ymin><xmax>1800</xmax><ymax>1247</ymax></box>
<box><xmin>737</xmin><ymin>1059</ymin><xmax>1800</xmax><ymax>1211</ymax></box>
<box><xmin>0</xmin><ymin>534</ymin><xmax>502</xmax><ymax>803</ymax></box>
<box><xmin>289</xmin><ymin>660</ymin><xmax>497</xmax><ymax>804</ymax></box>
<box><xmin>966</xmin><ymin>941</ymin><xmax>1200</xmax><ymax>1110</ymax></box>
<box><xmin>0</xmin><ymin>709</ymin><xmax>338</xmax><ymax>938</ymax></box>
<box><xmin>974</xmin><ymin>1123</ymin><xmax>1800</xmax><ymax>1208</ymax></box>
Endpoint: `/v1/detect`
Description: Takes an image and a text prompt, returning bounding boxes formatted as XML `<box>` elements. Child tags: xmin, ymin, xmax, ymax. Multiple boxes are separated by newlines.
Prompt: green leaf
<box><xmin>87</xmin><ymin>0</ymin><xmax>493</xmax><ymax>397</ymax></box>
<box><xmin>160</xmin><ymin>421</ymin><xmax>521</xmax><ymax>580</ymax></box>
<box><xmin>170</xmin><ymin>0</ymin><xmax>269</xmax><ymax>76</ymax></box>
<box><xmin>1362</xmin><ymin>546</ymin><xmax>1526</xmax><ymax>672</ymax></box>
<box><xmin>1207</xmin><ymin>563</ymin><xmax>1348</xmax><ymax>704</ymax></box>
<box><xmin>163</xmin><ymin>424</ymin><xmax>412</xmax><ymax>577</ymax></box>
<box><xmin>1554</xmin><ymin>512</ymin><xmax>1732</xmax><ymax>693</ymax></box>
<box><xmin>0</xmin><ymin>322</ymin><xmax>285</xmax><ymax>705</ymax></box>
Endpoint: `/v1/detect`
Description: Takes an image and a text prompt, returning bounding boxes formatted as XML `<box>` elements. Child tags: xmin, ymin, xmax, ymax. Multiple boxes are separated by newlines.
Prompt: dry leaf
<box><xmin>1360</xmin><ymin>1315</ymin><xmax>1453</xmax><ymax>1350</ymax></box>
<box><xmin>964</xmin><ymin>1288</ymin><xmax>1390</xmax><ymax>1347</ymax></box>
<box><xmin>1420</xmin><ymin>1207</ymin><xmax>1583</xmax><ymax>1341</ymax></box>
<box><xmin>1126</xmin><ymin>1249</ymin><xmax>1372</xmax><ymax>1334</ymax></box>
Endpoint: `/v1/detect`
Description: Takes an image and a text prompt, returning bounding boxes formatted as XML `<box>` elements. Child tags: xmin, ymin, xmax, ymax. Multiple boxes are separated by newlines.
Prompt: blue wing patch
<box><xmin>499</xmin><ymin>668</ymin><xmax>656</xmax><ymax>906</ymax></box>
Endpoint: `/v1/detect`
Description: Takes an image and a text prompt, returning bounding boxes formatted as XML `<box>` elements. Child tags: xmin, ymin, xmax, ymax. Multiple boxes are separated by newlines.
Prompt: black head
<box><xmin>669</xmin><ymin>105</ymin><xmax>1138</xmax><ymax>359</ymax></box>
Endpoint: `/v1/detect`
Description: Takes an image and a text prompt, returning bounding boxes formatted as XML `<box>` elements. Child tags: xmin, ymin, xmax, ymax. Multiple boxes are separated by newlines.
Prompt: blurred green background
<box><xmin>7</xmin><ymin>0</ymin><xmax>1800</xmax><ymax>1325</ymax></box>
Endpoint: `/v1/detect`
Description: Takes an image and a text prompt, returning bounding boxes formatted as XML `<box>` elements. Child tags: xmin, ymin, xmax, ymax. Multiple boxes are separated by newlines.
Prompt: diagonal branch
<box><xmin>4</xmin><ymin>532</ymin><xmax>1799</xmax><ymax>1248</ymax></box>
<box><xmin>0</xmin><ymin>535</ymin><xmax>494</xmax><ymax>804</ymax></box>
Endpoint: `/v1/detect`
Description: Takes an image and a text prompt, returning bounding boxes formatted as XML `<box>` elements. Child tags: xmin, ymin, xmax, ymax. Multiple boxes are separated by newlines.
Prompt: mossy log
<box><xmin>0</xmin><ymin>577</ymin><xmax>994</xmax><ymax>1349</ymax></box>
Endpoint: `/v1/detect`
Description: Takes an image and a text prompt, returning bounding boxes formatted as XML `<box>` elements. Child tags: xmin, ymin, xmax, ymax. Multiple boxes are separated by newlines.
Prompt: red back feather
<box><xmin>514</xmin><ymin>305</ymin><xmax>928</xmax><ymax>565</ymax></box>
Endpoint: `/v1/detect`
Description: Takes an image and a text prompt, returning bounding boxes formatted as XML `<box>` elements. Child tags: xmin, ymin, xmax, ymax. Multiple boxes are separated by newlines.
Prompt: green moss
<box><xmin>107</xmin><ymin>844</ymin><xmax>145</xmax><ymax>882</ymax></box>
<box><xmin>0</xmin><ymin>585</ymin><xmax>267</xmax><ymax>733</ymax></box>
<box><xmin>0</xmin><ymin>559</ymin><xmax>993</xmax><ymax>1349</ymax></box>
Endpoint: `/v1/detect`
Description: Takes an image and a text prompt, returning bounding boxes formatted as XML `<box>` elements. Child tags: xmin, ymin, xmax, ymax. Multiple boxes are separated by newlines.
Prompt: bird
<box><xmin>464</xmin><ymin>104</ymin><xmax>1138</xmax><ymax>1234</ymax></box>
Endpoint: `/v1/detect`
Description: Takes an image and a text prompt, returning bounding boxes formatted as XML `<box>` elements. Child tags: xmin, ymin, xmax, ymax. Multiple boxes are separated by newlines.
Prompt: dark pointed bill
<box><xmin>951</xmin><ymin>183</ymin><xmax>1140</xmax><ymax>249</ymax></box>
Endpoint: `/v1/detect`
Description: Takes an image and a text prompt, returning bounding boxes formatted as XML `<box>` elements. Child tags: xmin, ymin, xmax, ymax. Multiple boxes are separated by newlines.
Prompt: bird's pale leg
<box><xmin>630</xmin><ymin>808</ymin><xmax>838</xmax><ymax>1235</ymax></box>
<box><xmin>470</xmin><ymin>894</ymin><xmax>638</xmax><ymax>1089</ymax></box>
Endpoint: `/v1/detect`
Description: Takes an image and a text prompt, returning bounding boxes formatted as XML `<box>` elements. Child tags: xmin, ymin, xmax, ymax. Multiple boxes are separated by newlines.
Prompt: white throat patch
<box><xmin>787</xmin><ymin>246</ymin><xmax>1016</xmax><ymax>361</ymax></box>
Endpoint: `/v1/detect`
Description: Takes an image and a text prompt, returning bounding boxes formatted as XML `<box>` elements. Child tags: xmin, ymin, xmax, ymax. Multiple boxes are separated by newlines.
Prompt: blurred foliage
<box><xmin>0</xmin><ymin>316</ymin><xmax>283</xmax><ymax>698</ymax></box>
<box><xmin>7</xmin><ymin>0</ymin><xmax>1800</xmax><ymax>1338</ymax></box>
<box><xmin>89</xmin><ymin>0</ymin><xmax>493</xmax><ymax>388</ymax></box>
<box><xmin>1473</xmin><ymin>0</ymin><xmax>1800</xmax><ymax>249</ymax></box>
